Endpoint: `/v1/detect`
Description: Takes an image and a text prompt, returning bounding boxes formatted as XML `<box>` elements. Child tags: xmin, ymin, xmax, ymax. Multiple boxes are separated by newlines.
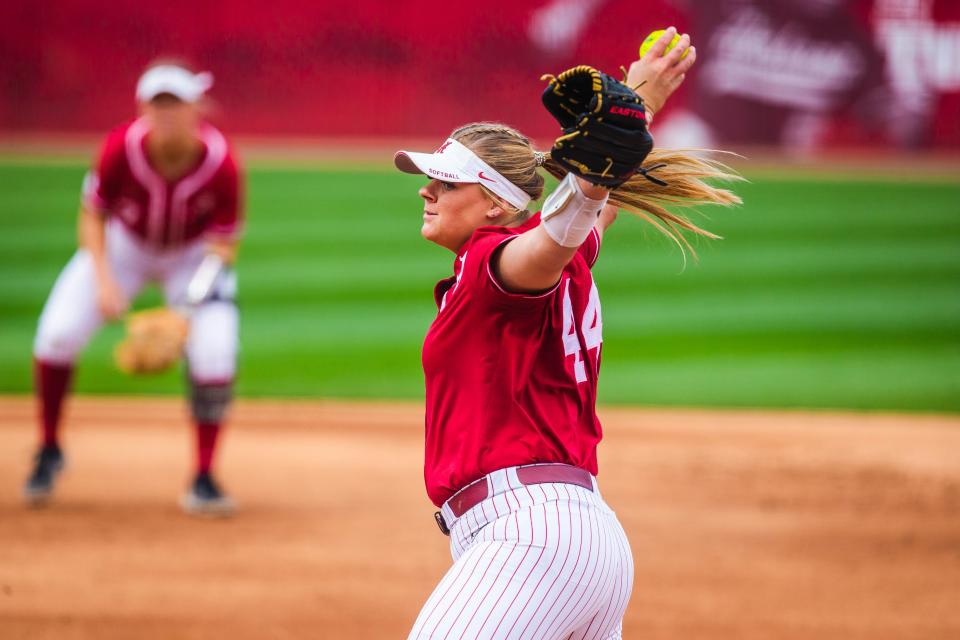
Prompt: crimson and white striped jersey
<box><xmin>83</xmin><ymin>118</ymin><xmax>242</xmax><ymax>249</ymax></box>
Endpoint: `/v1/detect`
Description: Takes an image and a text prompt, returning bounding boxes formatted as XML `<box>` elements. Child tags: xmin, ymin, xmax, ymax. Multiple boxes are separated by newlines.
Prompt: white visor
<box><xmin>136</xmin><ymin>65</ymin><xmax>213</xmax><ymax>104</ymax></box>
<box><xmin>394</xmin><ymin>139</ymin><xmax>532</xmax><ymax>211</ymax></box>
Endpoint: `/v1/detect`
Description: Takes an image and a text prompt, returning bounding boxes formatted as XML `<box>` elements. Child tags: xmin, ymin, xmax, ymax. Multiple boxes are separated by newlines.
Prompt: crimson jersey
<box><xmin>422</xmin><ymin>215</ymin><xmax>604</xmax><ymax>506</ymax></box>
<box><xmin>82</xmin><ymin>118</ymin><xmax>242</xmax><ymax>248</ymax></box>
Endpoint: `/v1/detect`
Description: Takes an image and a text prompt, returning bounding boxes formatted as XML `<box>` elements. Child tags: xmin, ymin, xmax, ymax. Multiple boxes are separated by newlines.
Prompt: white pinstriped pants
<box><xmin>33</xmin><ymin>221</ymin><xmax>238</xmax><ymax>383</ymax></box>
<box><xmin>409</xmin><ymin>466</ymin><xmax>634</xmax><ymax>639</ymax></box>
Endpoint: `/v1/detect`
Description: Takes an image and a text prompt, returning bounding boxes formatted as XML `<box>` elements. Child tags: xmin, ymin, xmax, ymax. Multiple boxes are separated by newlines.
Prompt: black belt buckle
<box><xmin>434</xmin><ymin>511</ymin><xmax>450</xmax><ymax>536</ymax></box>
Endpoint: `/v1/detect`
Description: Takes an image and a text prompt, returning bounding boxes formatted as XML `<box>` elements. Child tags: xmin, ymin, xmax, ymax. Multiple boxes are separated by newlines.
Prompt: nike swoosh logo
<box><xmin>477</xmin><ymin>171</ymin><xmax>496</xmax><ymax>182</ymax></box>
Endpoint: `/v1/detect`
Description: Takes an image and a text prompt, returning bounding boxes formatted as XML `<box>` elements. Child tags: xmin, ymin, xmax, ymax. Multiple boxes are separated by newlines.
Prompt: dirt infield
<box><xmin>1</xmin><ymin>397</ymin><xmax>958</xmax><ymax>639</ymax></box>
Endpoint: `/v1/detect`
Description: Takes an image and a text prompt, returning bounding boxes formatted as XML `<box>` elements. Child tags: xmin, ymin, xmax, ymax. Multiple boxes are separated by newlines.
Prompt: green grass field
<box><xmin>1</xmin><ymin>159</ymin><xmax>957</xmax><ymax>412</ymax></box>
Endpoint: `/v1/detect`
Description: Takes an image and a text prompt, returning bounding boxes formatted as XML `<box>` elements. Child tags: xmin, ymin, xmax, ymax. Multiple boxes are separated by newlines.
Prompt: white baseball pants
<box><xmin>409</xmin><ymin>467</ymin><xmax>634</xmax><ymax>639</ymax></box>
<box><xmin>33</xmin><ymin>221</ymin><xmax>238</xmax><ymax>383</ymax></box>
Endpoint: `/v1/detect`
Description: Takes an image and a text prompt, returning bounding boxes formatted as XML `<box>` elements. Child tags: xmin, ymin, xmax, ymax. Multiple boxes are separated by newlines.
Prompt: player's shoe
<box><xmin>23</xmin><ymin>445</ymin><xmax>65</xmax><ymax>507</ymax></box>
<box><xmin>180</xmin><ymin>472</ymin><xmax>235</xmax><ymax>517</ymax></box>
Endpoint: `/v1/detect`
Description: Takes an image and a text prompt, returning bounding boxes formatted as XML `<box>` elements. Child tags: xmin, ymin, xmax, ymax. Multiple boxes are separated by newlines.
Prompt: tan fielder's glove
<box><xmin>114</xmin><ymin>307</ymin><xmax>189</xmax><ymax>375</ymax></box>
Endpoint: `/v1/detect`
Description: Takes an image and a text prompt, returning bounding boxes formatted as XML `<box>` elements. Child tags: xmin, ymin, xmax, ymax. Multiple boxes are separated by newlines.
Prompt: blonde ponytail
<box><xmin>451</xmin><ymin>121</ymin><xmax>743</xmax><ymax>257</ymax></box>
<box><xmin>542</xmin><ymin>149</ymin><xmax>743</xmax><ymax>257</ymax></box>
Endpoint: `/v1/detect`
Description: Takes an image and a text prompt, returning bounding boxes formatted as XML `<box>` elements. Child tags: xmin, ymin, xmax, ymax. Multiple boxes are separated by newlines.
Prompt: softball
<box><xmin>639</xmin><ymin>29</ymin><xmax>689</xmax><ymax>59</ymax></box>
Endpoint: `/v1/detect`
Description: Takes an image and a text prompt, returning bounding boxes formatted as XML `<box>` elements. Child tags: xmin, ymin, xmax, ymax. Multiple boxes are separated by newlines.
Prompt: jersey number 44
<box><xmin>562</xmin><ymin>277</ymin><xmax>602</xmax><ymax>384</ymax></box>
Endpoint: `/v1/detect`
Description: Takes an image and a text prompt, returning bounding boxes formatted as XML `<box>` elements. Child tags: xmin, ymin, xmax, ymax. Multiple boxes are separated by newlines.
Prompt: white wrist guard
<box><xmin>186</xmin><ymin>254</ymin><xmax>227</xmax><ymax>306</ymax></box>
<box><xmin>540</xmin><ymin>173</ymin><xmax>609</xmax><ymax>248</ymax></box>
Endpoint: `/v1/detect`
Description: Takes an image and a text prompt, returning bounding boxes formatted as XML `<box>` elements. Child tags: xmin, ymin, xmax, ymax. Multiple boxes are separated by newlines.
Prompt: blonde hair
<box><xmin>451</xmin><ymin>121</ymin><xmax>743</xmax><ymax>257</ymax></box>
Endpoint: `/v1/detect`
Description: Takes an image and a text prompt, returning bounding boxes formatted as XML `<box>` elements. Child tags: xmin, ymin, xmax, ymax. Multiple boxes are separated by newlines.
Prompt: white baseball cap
<box><xmin>394</xmin><ymin>138</ymin><xmax>532</xmax><ymax>211</ymax></box>
<box><xmin>136</xmin><ymin>65</ymin><xmax>214</xmax><ymax>104</ymax></box>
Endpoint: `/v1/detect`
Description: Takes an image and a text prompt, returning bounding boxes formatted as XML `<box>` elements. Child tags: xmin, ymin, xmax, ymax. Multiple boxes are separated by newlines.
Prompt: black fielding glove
<box><xmin>541</xmin><ymin>65</ymin><xmax>657</xmax><ymax>189</ymax></box>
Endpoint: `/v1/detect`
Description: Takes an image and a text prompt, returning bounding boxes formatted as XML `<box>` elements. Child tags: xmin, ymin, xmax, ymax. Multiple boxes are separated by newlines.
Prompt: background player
<box><xmin>395</xmin><ymin>29</ymin><xmax>741</xmax><ymax>638</ymax></box>
<box><xmin>25</xmin><ymin>61</ymin><xmax>243</xmax><ymax>516</ymax></box>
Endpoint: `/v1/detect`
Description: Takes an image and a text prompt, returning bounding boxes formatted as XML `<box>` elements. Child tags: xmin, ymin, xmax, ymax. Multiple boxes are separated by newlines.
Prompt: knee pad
<box><xmin>188</xmin><ymin>379</ymin><xmax>233</xmax><ymax>424</ymax></box>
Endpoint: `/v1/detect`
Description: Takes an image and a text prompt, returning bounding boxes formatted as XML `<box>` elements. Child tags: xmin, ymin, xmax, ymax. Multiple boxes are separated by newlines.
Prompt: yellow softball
<box><xmin>639</xmin><ymin>29</ymin><xmax>689</xmax><ymax>59</ymax></box>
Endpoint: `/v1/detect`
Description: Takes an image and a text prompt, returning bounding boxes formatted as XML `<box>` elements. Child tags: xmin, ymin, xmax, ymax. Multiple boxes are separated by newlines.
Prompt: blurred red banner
<box><xmin>2</xmin><ymin>0</ymin><xmax>957</xmax><ymax>148</ymax></box>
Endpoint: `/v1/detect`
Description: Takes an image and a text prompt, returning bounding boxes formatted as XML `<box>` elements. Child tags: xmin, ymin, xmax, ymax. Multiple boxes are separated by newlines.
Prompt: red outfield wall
<box><xmin>3</xmin><ymin>0</ymin><xmax>958</xmax><ymax>147</ymax></box>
